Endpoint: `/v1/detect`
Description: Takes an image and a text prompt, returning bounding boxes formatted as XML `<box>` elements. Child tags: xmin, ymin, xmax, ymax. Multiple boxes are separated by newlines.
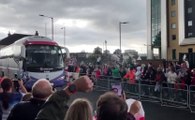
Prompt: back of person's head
<box><xmin>1</xmin><ymin>78</ymin><xmax>12</xmax><ymax>92</ymax></box>
<box><xmin>32</xmin><ymin>79</ymin><xmax>53</xmax><ymax>100</ymax></box>
<box><xmin>1</xmin><ymin>78</ymin><xmax>13</xmax><ymax>110</ymax></box>
<box><xmin>96</xmin><ymin>92</ymin><xmax>128</xmax><ymax>120</ymax></box>
<box><xmin>64</xmin><ymin>98</ymin><xmax>93</xmax><ymax>120</ymax></box>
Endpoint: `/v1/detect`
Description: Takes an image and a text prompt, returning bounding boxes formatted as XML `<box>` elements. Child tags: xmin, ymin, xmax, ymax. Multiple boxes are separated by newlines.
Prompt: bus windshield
<box><xmin>25</xmin><ymin>45</ymin><xmax>64</xmax><ymax>72</ymax></box>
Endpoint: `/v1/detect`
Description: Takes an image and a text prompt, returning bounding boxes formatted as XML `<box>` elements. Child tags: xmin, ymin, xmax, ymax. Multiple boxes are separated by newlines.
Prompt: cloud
<box><xmin>0</xmin><ymin>0</ymin><xmax>147</xmax><ymax>53</ymax></box>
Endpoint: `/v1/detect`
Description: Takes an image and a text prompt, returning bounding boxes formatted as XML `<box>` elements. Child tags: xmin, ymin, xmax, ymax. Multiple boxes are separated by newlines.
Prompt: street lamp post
<box><xmin>105</xmin><ymin>40</ymin><xmax>107</xmax><ymax>52</ymax></box>
<box><xmin>39</xmin><ymin>14</ymin><xmax>54</xmax><ymax>40</ymax></box>
<box><xmin>119</xmin><ymin>21</ymin><xmax>128</xmax><ymax>52</ymax></box>
<box><xmin>61</xmin><ymin>27</ymin><xmax>66</xmax><ymax>47</ymax></box>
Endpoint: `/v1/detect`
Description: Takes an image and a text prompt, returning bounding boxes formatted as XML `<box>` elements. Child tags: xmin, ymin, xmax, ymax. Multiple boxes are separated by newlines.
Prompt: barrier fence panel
<box><xmin>92</xmin><ymin>74</ymin><xmax>121</xmax><ymax>90</ymax></box>
<box><xmin>122</xmin><ymin>81</ymin><xmax>139</xmax><ymax>99</ymax></box>
<box><xmin>92</xmin><ymin>76</ymin><xmax>194</xmax><ymax>113</ymax></box>
<box><xmin>189</xmin><ymin>85</ymin><xmax>195</xmax><ymax>113</ymax></box>
<box><xmin>94</xmin><ymin>76</ymin><xmax>122</xmax><ymax>91</ymax></box>
<box><xmin>139</xmin><ymin>80</ymin><xmax>161</xmax><ymax>102</ymax></box>
<box><xmin>161</xmin><ymin>83</ymin><xmax>188</xmax><ymax>108</ymax></box>
<box><xmin>95</xmin><ymin>78</ymin><xmax>110</xmax><ymax>91</ymax></box>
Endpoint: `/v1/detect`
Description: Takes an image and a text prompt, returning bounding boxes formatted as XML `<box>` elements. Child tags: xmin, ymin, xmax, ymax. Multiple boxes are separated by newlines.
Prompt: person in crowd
<box><xmin>154</xmin><ymin>67</ymin><xmax>166</xmax><ymax>92</ymax></box>
<box><xmin>72</xmin><ymin>64</ymin><xmax>80</xmax><ymax>80</ymax></box>
<box><xmin>35</xmin><ymin>75</ymin><xmax>94</xmax><ymax>120</ymax></box>
<box><xmin>145</xmin><ymin>63</ymin><xmax>156</xmax><ymax>81</ymax></box>
<box><xmin>175</xmin><ymin>62</ymin><xmax>181</xmax><ymax>71</ymax></box>
<box><xmin>103</xmin><ymin>64</ymin><xmax>108</xmax><ymax>76</ymax></box>
<box><xmin>7</xmin><ymin>79</ymin><xmax>53</xmax><ymax>120</ymax></box>
<box><xmin>75</xmin><ymin>64</ymin><xmax>80</xmax><ymax>73</ymax></box>
<box><xmin>167</xmin><ymin>66</ymin><xmax>177</xmax><ymax>85</ymax></box>
<box><xmin>96</xmin><ymin>92</ymin><xmax>135</xmax><ymax>120</ymax></box>
<box><xmin>191</xmin><ymin>68</ymin><xmax>195</xmax><ymax>102</ymax></box>
<box><xmin>0</xmin><ymin>72</ymin><xmax>4</xmax><ymax>84</ymax></box>
<box><xmin>64</xmin><ymin>98</ymin><xmax>93</xmax><ymax>120</ymax></box>
<box><xmin>120</xmin><ymin>66</ymin><xmax>127</xmax><ymax>78</ymax></box>
<box><xmin>95</xmin><ymin>66</ymin><xmax>101</xmax><ymax>79</ymax></box>
<box><xmin>141</xmin><ymin>65</ymin><xmax>147</xmax><ymax>80</ymax></box>
<box><xmin>106</xmin><ymin>65</ymin><xmax>113</xmax><ymax>77</ymax></box>
<box><xmin>80</xmin><ymin>63</ymin><xmax>87</xmax><ymax>76</ymax></box>
<box><xmin>0</xmin><ymin>78</ymin><xmax>27</xmax><ymax>120</ymax></box>
<box><xmin>123</xmin><ymin>66</ymin><xmax>136</xmax><ymax>92</ymax></box>
<box><xmin>87</xmin><ymin>63</ymin><xmax>94</xmax><ymax>77</ymax></box>
<box><xmin>124</xmin><ymin>66</ymin><xmax>136</xmax><ymax>84</ymax></box>
<box><xmin>135</xmin><ymin>65</ymin><xmax>142</xmax><ymax>82</ymax></box>
<box><xmin>191</xmin><ymin>68</ymin><xmax>195</xmax><ymax>85</ymax></box>
<box><xmin>184</xmin><ymin>58</ymin><xmax>190</xmax><ymax>69</ymax></box>
<box><xmin>111</xmin><ymin>86</ymin><xmax>145</xmax><ymax>120</ymax></box>
<box><xmin>112</xmin><ymin>66</ymin><xmax>121</xmax><ymax>80</ymax></box>
<box><xmin>166</xmin><ymin>66</ymin><xmax>177</xmax><ymax>99</ymax></box>
<box><xmin>177</xmin><ymin>62</ymin><xmax>191</xmax><ymax>86</ymax></box>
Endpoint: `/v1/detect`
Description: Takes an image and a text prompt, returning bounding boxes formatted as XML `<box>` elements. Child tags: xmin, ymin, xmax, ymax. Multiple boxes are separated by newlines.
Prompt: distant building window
<box><xmin>188</xmin><ymin>20</ymin><xmax>193</xmax><ymax>26</ymax></box>
<box><xmin>171</xmin><ymin>11</ymin><xmax>176</xmax><ymax>17</ymax></box>
<box><xmin>171</xmin><ymin>23</ymin><xmax>176</xmax><ymax>29</ymax></box>
<box><xmin>172</xmin><ymin>49</ymin><xmax>176</xmax><ymax>60</ymax></box>
<box><xmin>172</xmin><ymin>35</ymin><xmax>176</xmax><ymax>40</ymax></box>
<box><xmin>188</xmin><ymin>33</ymin><xmax>193</xmax><ymax>37</ymax></box>
<box><xmin>171</xmin><ymin>0</ymin><xmax>176</xmax><ymax>5</ymax></box>
<box><xmin>188</xmin><ymin>48</ymin><xmax>193</xmax><ymax>53</ymax></box>
<box><xmin>188</xmin><ymin>8</ymin><xmax>192</xmax><ymax>13</ymax></box>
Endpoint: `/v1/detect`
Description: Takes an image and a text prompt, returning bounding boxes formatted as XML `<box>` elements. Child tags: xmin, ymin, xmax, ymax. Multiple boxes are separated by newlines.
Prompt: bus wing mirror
<box><xmin>20</xmin><ymin>46</ymin><xmax>25</xmax><ymax>59</ymax></box>
<box><xmin>13</xmin><ymin>46</ymin><xmax>25</xmax><ymax>59</ymax></box>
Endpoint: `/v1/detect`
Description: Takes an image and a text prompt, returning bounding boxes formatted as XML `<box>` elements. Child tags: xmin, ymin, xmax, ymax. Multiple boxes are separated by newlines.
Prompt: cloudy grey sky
<box><xmin>0</xmin><ymin>0</ymin><xmax>147</xmax><ymax>53</ymax></box>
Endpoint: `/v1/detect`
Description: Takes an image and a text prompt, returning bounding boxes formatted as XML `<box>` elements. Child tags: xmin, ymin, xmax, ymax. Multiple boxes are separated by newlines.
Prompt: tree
<box><xmin>113</xmin><ymin>49</ymin><xmax>121</xmax><ymax>55</ymax></box>
<box><xmin>152</xmin><ymin>31</ymin><xmax>161</xmax><ymax>58</ymax></box>
<box><xmin>103</xmin><ymin>50</ymin><xmax>110</xmax><ymax>54</ymax></box>
<box><xmin>93</xmin><ymin>47</ymin><xmax>102</xmax><ymax>55</ymax></box>
<box><xmin>152</xmin><ymin>31</ymin><xmax>161</xmax><ymax>48</ymax></box>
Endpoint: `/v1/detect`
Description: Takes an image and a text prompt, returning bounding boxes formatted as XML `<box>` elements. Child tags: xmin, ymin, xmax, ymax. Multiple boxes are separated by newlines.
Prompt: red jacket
<box><xmin>124</xmin><ymin>69</ymin><xmax>136</xmax><ymax>84</ymax></box>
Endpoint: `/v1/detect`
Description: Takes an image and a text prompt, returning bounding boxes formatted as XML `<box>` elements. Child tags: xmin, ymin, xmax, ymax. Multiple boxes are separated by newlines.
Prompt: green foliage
<box><xmin>113</xmin><ymin>49</ymin><xmax>121</xmax><ymax>55</ymax></box>
<box><xmin>152</xmin><ymin>31</ymin><xmax>161</xmax><ymax>48</ymax></box>
<box><xmin>126</xmin><ymin>56</ymin><xmax>133</xmax><ymax>65</ymax></box>
<box><xmin>93</xmin><ymin>47</ymin><xmax>102</xmax><ymax>55</ymax></box>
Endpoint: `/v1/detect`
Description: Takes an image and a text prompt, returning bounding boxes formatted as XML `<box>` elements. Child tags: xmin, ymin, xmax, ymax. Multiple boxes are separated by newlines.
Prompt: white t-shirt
<box><xmin>167</xmin><ymin>71</ymin><xmax>177</xmax><ymax>84</ymax></box>
<box><xmin>126</xmin><ymin>99</ymin><xmax>145</xmax><ymax>117</ymax></box>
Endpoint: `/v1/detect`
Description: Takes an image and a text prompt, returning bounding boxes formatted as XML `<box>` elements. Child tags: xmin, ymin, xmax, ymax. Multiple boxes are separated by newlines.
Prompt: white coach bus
<box><xmin>0</xmin><ymin>36</ymin><xmax>69</xmax><ymax>90</ymax></box>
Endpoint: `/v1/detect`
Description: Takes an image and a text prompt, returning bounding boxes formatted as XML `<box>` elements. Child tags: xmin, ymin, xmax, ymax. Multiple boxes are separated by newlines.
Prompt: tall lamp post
<box><xmin>61</xmin><ymin>27</ymin><xmax>66</xmax><ymax>47</ymax></box>
<box><xmin>105</xmin><ymin>40</ymin><xmax>107</xmax><ymax>52</ymax></box>
<box><xmin>119</xmin><ymin>21</ymin><xmax>128</xmax><ymax>52</ymax></box>
<box><xmin>39</xmin><ymin>14</ymin><xmax>54</xmax><ymax>40</ymax></box>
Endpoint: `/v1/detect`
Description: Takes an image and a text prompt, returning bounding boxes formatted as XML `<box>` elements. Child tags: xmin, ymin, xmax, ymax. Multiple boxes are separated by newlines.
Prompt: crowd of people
<box><xmin>1</xmin><ymin>59</ymin><xmax>194</xmax><ymax>120</ymax></box>
<box><xmin>0</xmin><ymin>73</ymin><xmax>145</xmax><ymax>120</ymax></box>
<box><xmin>67</xmin><ymin>60</ymin><xmax>195</xmax><ymax>90</ymax></box>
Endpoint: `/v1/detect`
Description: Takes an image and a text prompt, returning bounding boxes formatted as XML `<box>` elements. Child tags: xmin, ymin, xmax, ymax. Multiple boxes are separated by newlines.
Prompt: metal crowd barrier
<box><xmin>161</xmin><ymin>83</ymin><xmax>188</xmax><ymax>108</ymax></box>
<box><xmin>122</xmin><ymin>81</ymin><xmax>140</xmax><ymax>99</ymax></box>
<box><xmin>189</xmin><ymin>85</ymin><xmax>195</xmax><ymax>113</ymax></box>
<box><xmin>139</xmin><ymin>80</ymin><xmax>161</xmax><ymax>102</ymax></box>
<box><xmin>91</xmin><ymin>75</ymin><xmax>193</xmax><ymax>113</ymax></box>
<box><xmin>93</xmin><ymin>75</ymin><xmax>121</xmax><ymax>91</ymax></box>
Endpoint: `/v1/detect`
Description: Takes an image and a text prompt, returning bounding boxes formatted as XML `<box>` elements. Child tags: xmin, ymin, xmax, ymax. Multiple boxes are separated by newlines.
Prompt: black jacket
<box><xmin>7</xmin><ymin>98</ymin><xmax>45</xmax><ymax>120</ymax></box>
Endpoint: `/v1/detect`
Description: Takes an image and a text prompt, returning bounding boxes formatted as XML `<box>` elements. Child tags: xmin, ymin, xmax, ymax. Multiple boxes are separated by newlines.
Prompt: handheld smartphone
<box><xmin>111</xmin><ymin>83</ymin><xmax>122</xmax><ymax>96</ymax></box>
<box><xmin>13</xmin><ymin>73</ymin><xmax>20</xmax><ymax>92</ymax></box>
<box><xmin>14</xmin><ymin>73</ymin><xmax>18</xmax><ymax>79</ymax></box>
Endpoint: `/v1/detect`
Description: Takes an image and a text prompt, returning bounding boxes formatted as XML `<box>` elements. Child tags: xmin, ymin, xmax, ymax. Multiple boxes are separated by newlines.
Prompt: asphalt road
<box><xmin>69</xmin><ymin>90</ymin><xmax>195</xmax><ymax>120</ymax></box>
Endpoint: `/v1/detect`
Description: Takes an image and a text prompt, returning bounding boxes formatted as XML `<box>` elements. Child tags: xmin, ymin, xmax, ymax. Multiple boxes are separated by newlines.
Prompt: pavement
<box><xmin>69</xmin><ymin>90</ymin><xmax>195</xmax><ymax>120</ymax></box>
